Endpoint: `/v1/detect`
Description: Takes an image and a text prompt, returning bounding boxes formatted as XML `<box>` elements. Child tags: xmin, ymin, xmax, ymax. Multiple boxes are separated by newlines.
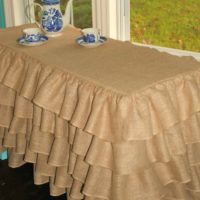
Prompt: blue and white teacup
<box><xmin>23</xmin><ymin>28</ymin><xmax>42</xmax><ymax>43</ymax></box>
<box><xmin>81</xmin><ymin>28</ymin><xmax>100</xmax><ymax>43</ymax></box>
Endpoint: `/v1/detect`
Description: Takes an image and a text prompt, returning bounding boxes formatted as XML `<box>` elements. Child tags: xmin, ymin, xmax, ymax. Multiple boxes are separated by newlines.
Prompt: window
<box><xmin>92</xmin><ymin>0</ymin><xmax>130</xmax><ymax>40</ymax></box>
<box><xmin>92</xmin><ymin>0</ymin><xmax>200</xmax><ymax>60</ymax></box>
<box><xmin>130</xmin><ymin>0</ymin><xmax>200</xmax><ymax>52</ymax></box>
<box><xmin>73</xmin><ymin>0</ymin><xmax>92</xmax><ymax>28</ymax></box>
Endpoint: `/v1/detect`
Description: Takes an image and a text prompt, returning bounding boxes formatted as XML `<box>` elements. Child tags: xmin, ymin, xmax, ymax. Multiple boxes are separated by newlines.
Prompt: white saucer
<box><xmin>17</xmin><ymin>35</ymin><xmax>48</xmax><ymax>47</ymax></box>
<box><xmin>76</xmin><ymin>36</ymin><xmax>107</xmax><ymax>48</ymax></box>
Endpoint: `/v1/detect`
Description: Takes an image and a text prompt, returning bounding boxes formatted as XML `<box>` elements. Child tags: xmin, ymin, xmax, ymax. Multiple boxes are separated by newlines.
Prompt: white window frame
<box><xmin>92</xmin><ymin>0</ymin><xmax>130</xmax><ymax>41</ymax></box>
<box><xmin>92</xmin><ymin>0</ymin><xmax>200</xmax><ymax>62</ymax></box>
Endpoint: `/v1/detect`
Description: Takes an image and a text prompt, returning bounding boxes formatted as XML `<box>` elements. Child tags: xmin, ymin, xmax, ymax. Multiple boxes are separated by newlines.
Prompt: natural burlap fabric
<box><xmin>1</xmin><ymin>25</ymin><xmax>200</xmax><ymax>200</ymax></box>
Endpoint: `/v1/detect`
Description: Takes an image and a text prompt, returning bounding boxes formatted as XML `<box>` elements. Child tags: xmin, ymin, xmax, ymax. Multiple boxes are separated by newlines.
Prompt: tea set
<box><xmin>76</xmin><ymin>28</ymin><xmax>107</xmax><ymax>48</ymax></box>
<box><xmin>17</xmin><ymin>0</ymin><xmax>107</xmax><ymax>47</ymax></box>
<box><xmin>18</xmin><ymin>28</ymin><xmax>48</xmax><ymax>46</ymax></box>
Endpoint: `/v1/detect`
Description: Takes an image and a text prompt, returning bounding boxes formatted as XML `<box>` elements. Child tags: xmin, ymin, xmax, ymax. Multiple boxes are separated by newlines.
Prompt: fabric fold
<box><xmin>1</xmin><ymin>42</ymin><xmax>200</xmax><ymax>200</ymax></box>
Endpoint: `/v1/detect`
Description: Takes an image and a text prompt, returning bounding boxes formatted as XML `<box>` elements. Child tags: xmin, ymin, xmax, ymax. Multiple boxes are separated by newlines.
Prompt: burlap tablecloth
<box><xmin>1</xmin><ymin>24</ymin><xmax>200</xmax><ymax>200</ymax></box>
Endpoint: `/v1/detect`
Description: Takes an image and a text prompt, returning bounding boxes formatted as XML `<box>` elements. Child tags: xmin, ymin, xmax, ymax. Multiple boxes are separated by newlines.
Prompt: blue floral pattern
<box><xmin>41</xmin><ymin>8</ymin><xmax>63</xmax><ymax>32</ymax></box>
<box><xmin>24</xmin><ymin>33</ymin><xmax>41</xmax><ymax>42</ymax></box>
<box><xmin>83</xmin><ymin>34</ymin><xmax>96</xmax><ymax>43</ymax></box>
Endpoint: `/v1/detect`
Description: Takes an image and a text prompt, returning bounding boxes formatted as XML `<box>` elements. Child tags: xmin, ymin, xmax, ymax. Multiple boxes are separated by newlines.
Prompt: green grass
<box><xmin>130</xmin><ymin>0</ymin><xmax>200</xmax><ymax>52</ymax></box>
<box><xmin>60</xmin><ymin>0</ymin><xmax>92</xmax><ymax>28</ymax></box>
<box><xmin>72</xmin><ymin>0</ymin><xmax>92</xmax><ymax>28</ymax></box>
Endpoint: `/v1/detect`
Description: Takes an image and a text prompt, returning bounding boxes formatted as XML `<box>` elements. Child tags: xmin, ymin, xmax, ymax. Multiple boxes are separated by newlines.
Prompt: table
<box><xmin>0</xmin><ymin>25</ymin><xmax>200</xmax><ymax>200</ymax></box>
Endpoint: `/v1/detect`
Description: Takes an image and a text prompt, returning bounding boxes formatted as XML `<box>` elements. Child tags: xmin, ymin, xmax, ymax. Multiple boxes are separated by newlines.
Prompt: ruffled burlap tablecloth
<box><xmin>1</xmin><ymin>24</ymin><xmax>200</xmax><ymax>200</ymax></box>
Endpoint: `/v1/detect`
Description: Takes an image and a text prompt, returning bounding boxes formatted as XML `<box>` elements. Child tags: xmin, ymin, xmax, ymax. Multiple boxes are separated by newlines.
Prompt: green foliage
<box><xmin>131</xmin><ymin>0</ymin><xmax>200</xmax><ymax>52</ymax></box>
<box><xmin>73</xmin><ymin>0</ymin><xmax>92</xmax><ymax>28</ymax></box>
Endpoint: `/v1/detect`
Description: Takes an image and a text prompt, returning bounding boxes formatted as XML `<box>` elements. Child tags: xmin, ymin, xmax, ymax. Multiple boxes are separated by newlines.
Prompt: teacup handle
<box><xmin>25</xmin><ymin>3</ymin><xmax>43</xmax><ymax>28</ymax></box>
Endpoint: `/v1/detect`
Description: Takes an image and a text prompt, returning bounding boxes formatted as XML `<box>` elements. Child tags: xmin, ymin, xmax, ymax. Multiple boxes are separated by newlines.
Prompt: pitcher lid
<box><xmin>42</xmin><ymin>0</ymin><xmax>60</xmax><ymax>5</ymax></box>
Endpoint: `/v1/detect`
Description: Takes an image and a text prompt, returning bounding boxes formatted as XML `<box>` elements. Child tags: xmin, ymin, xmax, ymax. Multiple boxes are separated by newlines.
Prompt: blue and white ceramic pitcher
<box><xmin>27</xmin><ymin>0</ymin><xmax>73</xmax><ymax>37</ymax></box>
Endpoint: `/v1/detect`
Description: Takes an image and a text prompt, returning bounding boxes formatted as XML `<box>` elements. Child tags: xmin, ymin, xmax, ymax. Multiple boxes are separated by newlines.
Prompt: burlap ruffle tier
<box><xmin>1</xmin><ymin>44</ymin><xmax>200</xmax><ymax>200</ymax></box>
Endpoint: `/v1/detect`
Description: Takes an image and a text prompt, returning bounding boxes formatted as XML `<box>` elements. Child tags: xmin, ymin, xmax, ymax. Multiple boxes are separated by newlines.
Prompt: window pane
<box><xmin>131</xmin><ymin>0</ymin><xmax>200</xmax><ymax>52</ymax></box>
<box><xmin>73</xmin><ymin>0</ymin><xmax>92</xmax><ymax>28</ymax></box>
<box><xmin>34</xmin><ymin>0</ymin><xmax>92</xmax><ymax>28</ymax></box>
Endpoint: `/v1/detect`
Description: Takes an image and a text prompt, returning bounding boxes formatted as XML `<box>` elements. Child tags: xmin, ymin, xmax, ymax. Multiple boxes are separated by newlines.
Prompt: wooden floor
<box><xmin>0</xmin><ymin>160</ymin><xmax>66</xmax><ymax>200</ymax></box>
